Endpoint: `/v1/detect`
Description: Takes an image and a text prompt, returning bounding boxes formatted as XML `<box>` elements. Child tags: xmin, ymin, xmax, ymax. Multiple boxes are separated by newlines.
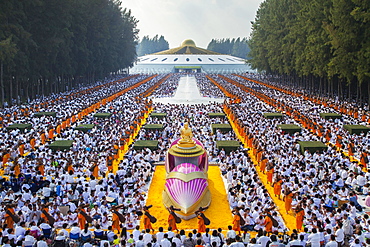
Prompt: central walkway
<box><xmin>152</xmin><ymin>75</ymin><xmax>224</xmax><ymax>105</ymax></box>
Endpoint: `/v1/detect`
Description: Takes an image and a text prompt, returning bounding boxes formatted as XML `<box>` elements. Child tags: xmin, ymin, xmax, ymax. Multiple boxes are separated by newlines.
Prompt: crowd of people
<box><xmin>241</xmin><ymin>73</ymin><xmax>370</xmax><ymax>163</ymax></box>
<box><xmin>0</xmin><ymin>72</ymin><xmax>369</xmax><ymax>247</ymax></box>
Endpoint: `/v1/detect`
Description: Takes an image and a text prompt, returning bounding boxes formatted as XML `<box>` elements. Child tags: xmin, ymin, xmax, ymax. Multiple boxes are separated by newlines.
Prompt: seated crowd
<box><xmin>0</xmin><ymin>73</ymin><xmax>369</xmax><ymax>247</ymax></box>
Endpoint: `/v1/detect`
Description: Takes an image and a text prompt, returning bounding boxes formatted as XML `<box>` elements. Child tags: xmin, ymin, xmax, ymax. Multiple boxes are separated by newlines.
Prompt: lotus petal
<box><xmin>165</xmin><ymin>163</ymin><xmax>208</xmax><ymax>210</ymax></box>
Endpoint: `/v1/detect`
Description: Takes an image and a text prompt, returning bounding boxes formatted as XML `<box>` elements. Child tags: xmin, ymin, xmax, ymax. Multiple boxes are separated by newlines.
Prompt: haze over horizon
<box><xmin>121</xmin><ymin>0</ymin><xmax>264</xmax><ymax>49</ymax></box>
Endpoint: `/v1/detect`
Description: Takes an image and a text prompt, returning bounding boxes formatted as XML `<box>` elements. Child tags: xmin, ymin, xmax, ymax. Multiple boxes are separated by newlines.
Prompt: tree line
<box><xmin>136</xmin><ymin>35</ymin><xmax>169</xmax><ymax>57</ymax></box>
<box><xmin>0</xmin><ymin>0</ymin><xmax>138</xmax><ymax>107</ymax></box>
<box><xmin>206</xmin><ymin>38</ymin><xmax>250</xmax><ymax>59</ymax></box>
<box><xmin>248</xmin><ymin>0</ymin><xmax>370</xmax><ymax>105</ymax></box>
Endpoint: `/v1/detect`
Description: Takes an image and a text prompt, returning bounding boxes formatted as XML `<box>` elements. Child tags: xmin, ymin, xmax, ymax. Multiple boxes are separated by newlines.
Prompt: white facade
<box><xmin>130</xmin><ymin>54</ymin><xmax>254</xmax><ymax>74</ymax></box>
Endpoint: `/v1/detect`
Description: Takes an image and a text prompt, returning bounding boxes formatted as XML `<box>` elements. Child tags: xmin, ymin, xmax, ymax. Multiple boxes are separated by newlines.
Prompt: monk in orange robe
<box><xmin>67</xmin><ymin>164</ymin><xmax>74</xmax><ymax>173</ymax></box>
<box><xmin>284</xmin><ymin>189</ymin><xmax>293</xmax><ymax>214</ymax></box>
<box><xmin>78</xmin><ymin>208</ymin><xmax>87</xmax><ymax>229</ymax></box>
<box><xmin>143</xmin><ymin>206</ymin><xmax>154</xmax><ymax>231</ymax></box>
<box><xmin>92</xmin><ymin>164</ymin><xmax>99</xmax><ymax>178</ymax></box>
<box><xmin>48</xmin><ymin>129</ymin><xmax>54</xmax><ymax>140</ymax></box>
<box><xmin>348</xmin><ymin>142</ymin><xmax>354</xmax><ymax>156</ymax></box>
<box><xmin>273</xmin><ymin>178</ymin><xmax>283</xmax><ymax>199</ymax></box>
<box><xmin>264</xmin><ymin>214</ymin><xmax>273</xmax><ymax>234</ymax></box>
<box><xmin>56</xmin><ymin>125</ymin><xmax>61</xmax><ymax>134</ymax></box>
<box><xmin>295</xmin><ymin>206</ymin><xmax>305</xmax><ymax>231</ymax></box>
<box><xmin>3</xmin><ymin>153</ymin><xmax>10</xmax><ymax>164</ymax></box>
<box><xmin>19</xmin><ymin>144</ymin><xmax>25</xmax><ymax>156</ymax></box>
<box><xmin>5</xmin><ymin>205</ymin><xmax>16</xmax><ymax>229</ymax></box>
<box><xmin>14</xmin><ymin>163</ymin><xmax>20</xmax><ymax>178</ymax></box>
<box><xmin>232</xmin><ymin>210</ymin><xmax>241</xmax><ymax>233</ymax></box>
<box><xmin>197</xmin><ymin>212</ymin><xmax>206</xmax><ymax>233</ymax></box>
<box><xmin>260</xmin><ymin>158</ymin><xmax>267</xmax><ymax>173</ymax></box>
<box><xmin>40</xmin><ymin>133</ymin><xmax>46</xmax><ymax>145</ymax></box>
<box><xmin>168</xmin><ymin>212</ymin><xmax>177</xmax><ymax>231</ymax></box>
<box><xmin>361</xmin><ymin>152</ymin><xmax>368</xmax><ymax>167</ymax></box>
<box><xmin>37</xmin><ymin>163</ymin><xmax>45</xmax><ymax>176</ymax></box>
<box><xmin>112</xmin><ymin>212</ymin><xmax>121</xmax><ymax>232</ymax></box>
<box><xmin>266</xmin><ymin>167</ymin><xmax>274</xmax><ymax>185</ymax></box>
<box><xmin>30</xmin><ymin>138</ymin><xmax>36</xmax><ymax>150</ymax></box>
<box><xmin>336</xmin><ymin>135</ymin><xmax>342</xmax><ymax>149</ymax></box>
<box><xmin>41</xmin><ymin>203</ymin><xmax>51</xmax><ymax>223</ymax></box>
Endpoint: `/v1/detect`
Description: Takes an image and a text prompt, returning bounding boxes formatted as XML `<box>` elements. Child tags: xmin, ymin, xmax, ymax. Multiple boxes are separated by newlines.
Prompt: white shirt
<box><xmin>15</xmin><ymin>226</ymin><xmax>26</xmax><ymax>238</ymax></box>
<box><xmin>156</xmin><ymin>232</ymin><xmax>164</xmax><ymax>243</ymax></box>
<box><xmin>325</xmin><ymin>241</ymin><xmax>338</xmax><ymax>247</ymax></box>
<box><xmin>335</xmin><ymin>228</ymin><xmax>344</xmax><ymax>242</ymax></box>
<box><xmin>143</xmin><ymin>233</ymin><xmax>152</xmax><ymax>244</ymax></box>
<box><xmin>160</xmin><ymin>238</ymin><xmax>172</xmax><ymax>247</ymax></box>
<box><xmin>227</xmin><ymin>230</ymin><xmax>237</xmax><ymax>239</ymax></box>
<box><xmin>37</xmin><ymin>240</ymin><xmax>48</xmax><ymax>247</ymax></box>
<box><xmin>308</xmin><ymin>233</ymin><xmax>321</xmax><ymax>247</ymax></box>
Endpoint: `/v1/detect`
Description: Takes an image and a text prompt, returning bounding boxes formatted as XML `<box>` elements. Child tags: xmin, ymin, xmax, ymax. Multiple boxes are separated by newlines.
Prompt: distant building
<box><xmin>130</xmin><ymin>39</ymin><xmax>253</xmax><ymax>74</ymax></box>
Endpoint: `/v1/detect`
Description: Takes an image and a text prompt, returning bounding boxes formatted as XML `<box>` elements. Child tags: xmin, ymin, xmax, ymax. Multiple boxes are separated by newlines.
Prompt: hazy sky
<box><xmin>121</xmin><ymin>0</ymin><xmax>264</xmax><ymax>49</ymax></box>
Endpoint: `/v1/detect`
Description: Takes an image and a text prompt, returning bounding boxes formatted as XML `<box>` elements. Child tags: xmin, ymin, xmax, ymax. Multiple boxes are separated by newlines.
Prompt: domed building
<box><xmin>130</xmin><ymin>39</ymin><xmax>253</xmax><ymax>74</ymax></box>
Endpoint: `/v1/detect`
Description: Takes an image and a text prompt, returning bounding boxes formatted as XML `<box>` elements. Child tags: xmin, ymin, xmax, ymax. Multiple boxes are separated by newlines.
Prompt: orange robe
<box><xmin>112</xmin><ymin>213</ymin><xmax>120</xmax><ymax>231</ymax></box>
<box><xmin>48</xmin><ymin>129</ymin><xmax>54</xmax><ymax>140</ymax></box>
<box><xmin>143</xmin><ymin>212</ymin><xmax>153</xmax><ymax>230</ymax></box>
<box><xmin>30</xmin><ymin>138</ymin><xmax>36</xmax><ymax>150</ymax></box>
<box><xmin>92</xmin><ymin>165</ymin><xmax>99</xmax><ymax>178</ymax></box>
<box><xmin>336</xmin><ymin>135</ymin><xmax>342</xmax><ymax>148</ymax></box>
<box><xmin>348</xmin><ymin>143</ymin><xmax>354</xmax><ymax>156</ymax></box>
<box><xmin>14</xmin><ymin>164</ymin><xmax>20</xmax><ymax>178</ymax></box>
<box><xmin>168</xmin><ymin>213</ymin><xmax>177</xmax><ymax>231</ymax></box>
<box><xmin>78</xmin><ymin>209</ymin><xmax>87</xmax><ymax>229</ymax></box>
<box><xmin>41</xmin><ymin>133</ymin><xmax>46</xmax><ymax>145</ymax></box>
<box><xmin>267</xmin><ymin>169</ymin><xmax>274</xmax><ymax>184</ymax></box>
<box><xmin>19</xmin><ymin>144</ymin><xmax>25</xmax><ymax>156</ymax></box>
<box><xmin>3</xmin><ymin>153</ymin><xmax>10</xmax><ymax>164</ymax></box>
<box><xmin>41</xmin><ymin>207</ymin><xmax>49</xmax><ymax>223</ymax></box>
<box><xmin>285</xmin><ymin>193</ymin><xmax>293</xmax><ymax>213</ymax></box>
<box><xmin>5</xmin><ymin>208</ymin><xmax>15</xmax><ymax>229</ymax></box>
<box><xmin>197</xmin><ymin>214</ymin><xmax>206</xmax><ymax>233</ymax></box>
<box><xmin>264</xmin><ymin>216</ymin><xmax>273</xmax><ymax>233</ymax></box>
<box><xmin>38</xmin><ymin>164</ymin><xmax>45</xmax><ymax>176</ymax></box>
<box><xmin>232</xmin><ymin>214</ymin><xmax>241</xmax><ymax>231</ymax></box>
<box><xmin>67</xmin><ymin>164</ymin><xmax>74</xmax><ymax>173</ymax></box>
<box><xmin>260</xmin><ymin>159</ymin><xmax>267</xmax><ymax>173</ymax></box>
<box><xmin>361</xmin><ymin>152</ymin><xmax>368</xmax><ymax>166</ymax></box>
<box><xmin>296</xmin><ymin>209</ymin><xmax>304</xmax><ymax>230</ymax></box>
<box><xmin>274</xmin><ymin>180</ymin><xmax>282</xmax><ymax>196</ymax></box>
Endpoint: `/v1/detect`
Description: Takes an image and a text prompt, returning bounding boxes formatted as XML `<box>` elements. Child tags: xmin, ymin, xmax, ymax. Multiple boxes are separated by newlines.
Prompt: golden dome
<box><xmin>181</xmin><ymin>39</ymin><xmax>196</xmax><ymax>47</ymax></box>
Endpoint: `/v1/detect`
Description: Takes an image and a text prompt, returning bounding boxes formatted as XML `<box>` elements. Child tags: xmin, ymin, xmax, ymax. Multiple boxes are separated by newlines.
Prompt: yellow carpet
<box><xmin>250</xmin><ymin>153</ymin><xmax>297</xmax><ymax>232</ymax></box>
<box><xmin>141</xmin><ymin>165</ymin><xmax>233</xmax><ymax>231</ymax></box>
<box><xmin>112</xmin><ymin>108</ymin><xmax>152</xmax><ymax>173</ymax></box>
